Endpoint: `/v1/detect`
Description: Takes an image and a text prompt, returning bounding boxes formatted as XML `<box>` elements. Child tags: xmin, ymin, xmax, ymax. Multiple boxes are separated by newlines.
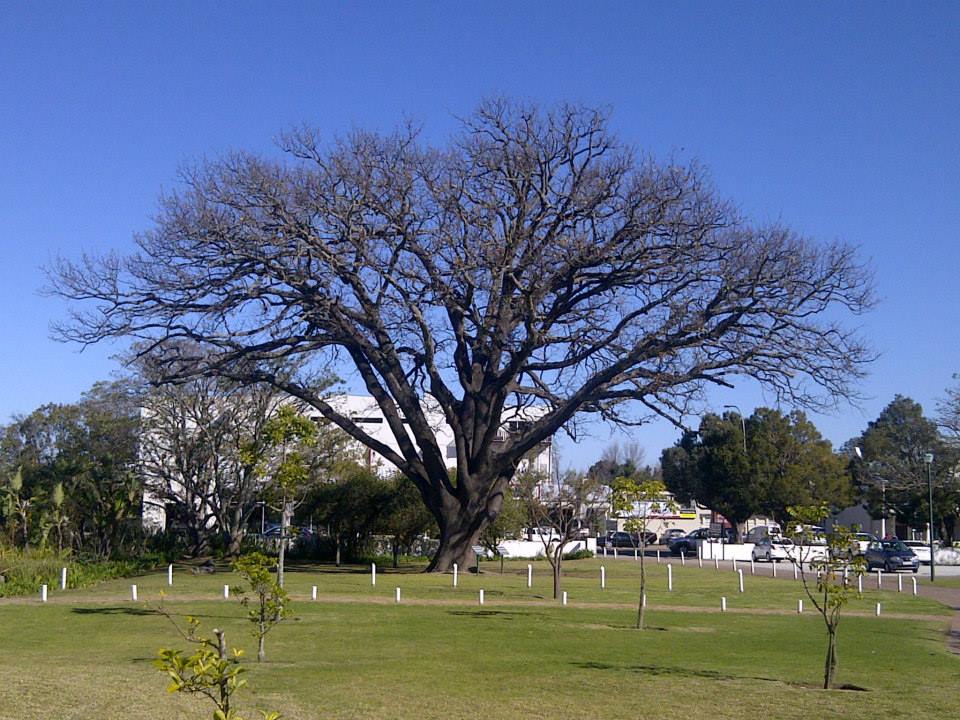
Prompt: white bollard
<box><xmin>714</xmin><ymin>557</ymin><xmax>719</xmax><ymax>571</ymax></box>
<box><xmin>371</xmin><ymin>563</ymin><xmax>377</xmax><ymax>586</ymax></box>
<box><xmin>603</xmin><ymin>546</ymin><xmax>607</xmax><ymax>558</ymax></box>
<box><xmin>772</xmin><ymin>561</ymin><xmax>777</xmax><ymax>578</ymax></box>
<box><xmin>721</xmin><ymin>596</ymin><xmax>727</xmax><ymax>612</ymax></box>
<box><xmin>876</xmin><ymin>570</ymin><xmax>882</xmax><ymax>589</ymax></box>
<box><xmin>61</xmin><ymin>567</ymin><xmax>68</xmax><ymax>591</ymax></box>
<box><xmin>453</xmin><ymin>563</ymin><xmax>458</xmax><ymax>588</ymax></box>
<box><xmin>698</xmin><ymin>552</ymin><xmax>703</xmax><ymax>569</ymax></box>
<box><xmin>614</xmin><ymin>547</ymin><xmax>618</xmax><ymax>559</ymax></box>
<box><xmin>750</xmin><ymin>559</ymin><xmax>755</xmax><ymax>575</ymax></box>
<box><xmin>798</xmin><ymin>599</ymin><xmax>803</xmax><ymax>613</ymax></box>
<box><xmin>858</xmin><ymin>574</ymin><xmax>863</xmax><ymax>594</ymax></box>
<box><xmin>898</xmin><ymin>574</ymin><xmax>903</xmax><ymax>593</ymax></box>
<box><xmin>479</xmin><ymin>589</ymin><xmax>484</xmax><ymax>606</ymax></box>
<box><xmin>912</xmin><ymin>577</ymin><xmax>918</xmax><ymax>596</ymax></box>
<box><xmin>131</xmin><ymin>584</ymin><xmax>138</xmax><ymax>601</ymax></box>
<box><xmin>395</xmin><ymin>587</ymin><xmax>401</xmax><ymax>604</ymax></box>
<box><xmin>40</xmin><ymin>584</ymin><xmax>48</xmax><ymax>603</ymax></box>
<box><xmin>738</xmin><ymin>569</ymin><xmax>744</xmax><ymax>593</ymax></box>
<box><xmin>642</xmin><ymin>593</ymin><xmax>647</xmax><ymax>607</ymax></box>
<box><xmin>733</xmin><ymin>558</ymin><xmax>737</xmax><ymax>573</ymax></box>
<box><xmin>562</xmin><ymin>591</ymin><xmax>568</xmax><ymax>606</ymax></box>
<box><xmin>167</xmin><ymin>564</ymin><xmax>174</xmax><ymax>587</ymax></box>
<box><xmin>656</xmin><ymin>549</ymin><xmax>661</xmax><ymax>564</ymax></box>
<box><xmin>311</xmin><ymin>585</ymin><xmax>317</xmax><ymax>601</ymax></box>
<box><xmin>875</xmin><ymin>602</ymin><xmax>881</xmax><ymax>616</ymax></box>
<box><xmin>667</xmin><ymin>563</ymin><xmax>673</xmax><ymax>592</ymax></box>
<box><xmin>680</xmin><ymin>552</ymin><xmax>685</xmax><ymax>567</ymax></box>
<box><xmin>223</xmin><ymin>584</ymin><xmax>230</xmax><ymax>599</ymax></box>
<box><xmin>600</xmin><ymin>565</ymin><xmax>606</xmax><ymax>589</ymax></box>
<box><xmin>527</xmin><ymin>564</ymin><xmax>532</xmax><ymax>588</ymax></box>
<box><xmin>793</xmin><ymin>564</ymin><xmax>798</xmax><ymax>581</ymax></box>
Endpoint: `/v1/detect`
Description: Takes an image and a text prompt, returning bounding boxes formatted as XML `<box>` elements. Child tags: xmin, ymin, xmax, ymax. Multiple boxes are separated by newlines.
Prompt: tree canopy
<box><xmin>50</xmin><ymin>99</ymin><xmax>873</xmax><ymax>570</ymax></box>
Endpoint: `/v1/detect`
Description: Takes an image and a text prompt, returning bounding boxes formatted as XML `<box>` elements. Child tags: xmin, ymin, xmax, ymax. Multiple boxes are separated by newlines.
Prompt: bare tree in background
<box><xmin>50</xmin><ymin>99</ymin><xmax>874</xmax><ymax>572</ymax></box>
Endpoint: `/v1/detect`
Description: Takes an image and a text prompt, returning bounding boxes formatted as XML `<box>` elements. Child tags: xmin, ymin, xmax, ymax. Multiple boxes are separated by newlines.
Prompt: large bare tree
<box><xmin>50</xmin><ymin>99</ymin><xmax>873</xmax><ymax>571</ymax></box>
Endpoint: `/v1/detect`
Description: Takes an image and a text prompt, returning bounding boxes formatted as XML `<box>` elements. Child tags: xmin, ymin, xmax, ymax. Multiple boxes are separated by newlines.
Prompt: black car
<box><xmin>668</xmin><ymin>528</ymin><xmax>710</xmax><ymax>555</ymax></box>
<box><xmin>601</xmin><ymin>530</ymin><xmax>657</xmax><ymax>548</ymax></box>
<box><xmin>864</xmin><ymin>540</ymin><xmax>919</xmax><ymax>573</ymax></box>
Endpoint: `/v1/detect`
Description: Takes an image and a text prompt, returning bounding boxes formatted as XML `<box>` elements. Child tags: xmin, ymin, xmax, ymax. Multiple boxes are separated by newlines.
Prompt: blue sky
<box><xmin>1</xmin><ymin>1</ymin><xmax>957</xmax><ymax>469</ymax></box>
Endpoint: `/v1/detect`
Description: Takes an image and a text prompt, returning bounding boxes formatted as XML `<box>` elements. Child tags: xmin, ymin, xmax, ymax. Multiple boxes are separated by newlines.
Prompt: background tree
<box><xmin>851</xmin><ymin>395</ymin><xmax>959</xmax><ymax>542</ymax></box>
<box><xmin>662</xmin><ymin>409</ymin><xmax>850</xmax><ymax>537</ymax></box>
<box><xmin>478</xmin><ymin>491</ymin><xmax>526</xmax><ymax>559</ymax></box>
<box><xmin>51</xmin><ymin>99</ymin><xmax>874</xmax><ymax>572</ymax></box>
<box><xmin>380</xmin><ymin>475</ymin><xmax>438</xmax><ymax>568</ymax></box>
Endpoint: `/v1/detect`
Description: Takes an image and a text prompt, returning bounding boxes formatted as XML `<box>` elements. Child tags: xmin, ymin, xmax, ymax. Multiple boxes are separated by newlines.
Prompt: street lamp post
<box><xmin>854</xmin><ymin>447</ymin><xmax>887</xmax><ymax>539</ymax></box>
<box><xmin>723</xmin><ymin>405</ymin><xmax>747</xmax><ymax>453</ymax></box>
<box><xmin>924</xmin><ymin>452</ymin><xmax>934</xmax><ymax>583</ymax></box>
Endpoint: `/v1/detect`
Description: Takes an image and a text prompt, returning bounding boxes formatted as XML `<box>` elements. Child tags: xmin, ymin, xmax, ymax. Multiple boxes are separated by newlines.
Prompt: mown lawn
<box><xmin>0</xmin><ymin>558</ymin><xmax>955</xmax><ymax>719</ymax></box>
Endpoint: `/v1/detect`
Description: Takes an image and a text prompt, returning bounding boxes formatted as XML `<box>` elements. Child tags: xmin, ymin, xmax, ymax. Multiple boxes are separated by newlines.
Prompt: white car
<box><xmin>751</xmin><ymin>537</ymin><xmax>794</xmax><ymax>563</ymax></box>
<box><xmin>853</xmin><ymin>532</ymin><xmax>879</xmax><ymax>555</ymax></box>
<box><xmin>902</xmin><ymin>540</ymin><xmax>932</xmax><ymax>564</ymax></box>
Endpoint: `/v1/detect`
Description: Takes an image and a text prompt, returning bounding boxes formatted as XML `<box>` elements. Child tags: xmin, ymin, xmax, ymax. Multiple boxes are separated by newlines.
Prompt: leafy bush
<box><xmin>562</xmin><ymin>549</ymin><xmax>594</xmax><ymax>561</ymax></box>
<box><xmin>0</xmin><ymin>547</ymin><xmax>157</xmax><ymax>597</ymax></box>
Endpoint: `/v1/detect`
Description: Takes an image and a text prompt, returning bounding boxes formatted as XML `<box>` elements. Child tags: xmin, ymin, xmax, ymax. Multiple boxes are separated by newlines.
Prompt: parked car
<box><xmin>658</xmin><ymin>528</ymin><xmax>687</xmax><ymax>545</ymax></box>
<box><xmin>601</xmin><ymin>530</ymin><xmax>657</xmax><ymax>548</ymax></box>
<box><xmin>744</xmin><ymin>523</ymin><xmax>782</xmax><ymax>543</ymax></box>
<box><xmin>751</xmin><ymin>537</ymin><xmax>794</xmax><ymax>563</ymax></box>
<box><xmin>902</xmin><ymin>540</ymin><xmax>932</xmax><ymax>565</ymax></box>
<box><xmin>852</xmin><ymin>532</ymin><xmax>879</xmax><ymax>555</ymax></box>
<box><xmin>668</xmin><ymin>528</ymin><xmax>710</xmax><ymax>555</ymax></box>
<box><xmin>864</xmin><ymin>540</ymin><xmax>919</xmax><ymax>573</ymax></box>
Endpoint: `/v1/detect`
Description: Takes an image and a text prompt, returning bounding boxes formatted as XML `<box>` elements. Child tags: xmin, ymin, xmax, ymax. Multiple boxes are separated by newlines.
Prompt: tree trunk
<box><xmin>277</xmin><ymin>497</ymin><xmax>293</xmax><ymax>588</ymax></box>
<box><xmin>637</xmin><ymin>547</ymin><xmax>646</xmax><ymax>630</ymax></box>
<box><xmin>424</xmin><ymin>506</ymin><xmax>490</xmax><ymax>573</ymax></box>
<box><xmin>552</xmin><ymin>549</ymin><xmax>563</xmax><ymax>600</ymax></box>
<box><xmin>392</xmin><ymin>537</ymin><xmax>399</xmax><ymax>569</ymax></box>
<box><xmin>335</xmin><ymin>533</ymin><xmax>341</xmax><ymax>567</ymax></box>
<box><xmin>823</xmin><ymin>626</ymin><xmax>837</xmax><ymax>689</ymax></box>
<box><xmin>258</xmin><ymin>622</ymin><xmax>266</xmax><ymax>663</ymax></box>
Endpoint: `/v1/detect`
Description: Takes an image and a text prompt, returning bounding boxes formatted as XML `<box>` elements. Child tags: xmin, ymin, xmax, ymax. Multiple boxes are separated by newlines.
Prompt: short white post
<box><xmin>40</xmin><ymin>584</ymin><xmax>48</xmax><ymax>603</ymax></box>
<box><xmin>680</xmin><ymin>551</ymin><xmax>685</xmax><ymax>567</ymax></box>
<box><xmin>167</xmin><ymin>564</ymin><xmax>174</xmax><ymax>587</ymax></box>
<box><xmin>875</xmin><ymin>602</ymin><xmax>881</xmax><ymax>616</ymax></box>
<box><xmin>527</xmin><ymin>564</ymin><xmax>532</xmax><ymax>588</ymax></box>
<box><xmin>750</xmin><ymin>559</ymin><xmax>755</xmax><ymax>575</ymax></box>
<box><xmin>714</xmin><ymin>556</ymin><xmax>719</xmax><ymax>571</ymax></box>
<box><xmin>876</xmin><ymin>569</ymin><xmax>882</xmax><ymax>589</ymax></box>
<box><xmin>635</xmin><ymin>547</ymin><xmax>639</xmax><ymax>563</ymax></box>
<box><xmin>453</xmin><ymin>563</ymin><xmax>458</xmax><ymax>588</ymax></box>
<box><xmin>223</xmin><ymin>584</ymin><xmax>230</xmax><ymax>599</ymax></box>
<box><xmin>562</xmin><ymin>591</ymin><xmax>568</xmax><ymax>606</ymax></box>
<box><xmin>772</xmin><ymin>562</ymin><xmax>777</xmax><ymax>578</ymax></box>
<box><xmin>698</xmin><ymin>553</ymin><xmax>703</xmax><ymax>569</ymax></box>
<box><xmin>395</xmin><ymin>587</ymin><xmax>401</xmax><ymax>604</ymax></box>
<box><xmin>603</xmin><ymin>546</ymin><xmax>607</xmax><ymax>558</ymax></box>
<box><xmin>61</xmin><ymin>567</ymin><xmax>68</xmax><ymax>591</ymax></box>
<box><xmin>642</xmin><ymin>593</ymin><xmax>647</xmax><ymax>607</ymax></box>
<box><xmin>858</xmin><ymin>574</ymin><xmax>863</xmax><ymax>594</ymax></box>
<box><xmin>738</xmin><ymin>569</ymin><xmax>744</xmax><ymax>593</ymax></box>
<box><xmin>478</xmin><ymin>589</ymin><xmax>484</xmax><ymax>606</ymax></box>
<box><xmin>614</xmin><ymin>547</ymin><xmax>618</xmax><ymax>559</ymax></box>
<box><xmin>898</xmin><ymin>574</ymin><xmax>903</xmax><ymax>593</ymax></box>
<box><xmin>912</xmin><ymin>577</ymin><xmax>918</xmax><ymax>596</ymax></box>
<box><xmin>311</xmin><ymin>585</ymin><xmax>317</xmax><ymax>601</ymax></box>
<box><xmin>793</xmin><ymin>564</ymin><xmax>798</xmax><ymax>581</ymax></box>
<box><xmin>720</xmin><ymin>596</ymin><xmax>727</xmax><ymax>612</ymax></box>
<box><xmin>797</xmin><ymin>599</ymin><xmax>803</xmax><ymax>613</ymax></box>
<box><xmin>600</xmin><ymin>565</ymin><xmax>606</xmax><ymax>589</ymax></box>
<box><xmin>656</xmin><ymin>549</ymin><xmax>661</xmax><ymax>564</ymax></box>
<box><xmin>131</xmin><ymin>584</ymin><xmax>138</xmax><ymax>601</ymax></box>
<box><xmin>667</xmin><ymin>563</ymin><xmax>673</xmax><ymax>591</ymax></box>
<box><xmin>371</xmin><ymin>563</ymin><xmax>377</xmax><ymax>586</ymax></box>
<box><xmin>732</xmin><ymin>558</ymin><xmax>737</xmax><ymax>573</ymax></box>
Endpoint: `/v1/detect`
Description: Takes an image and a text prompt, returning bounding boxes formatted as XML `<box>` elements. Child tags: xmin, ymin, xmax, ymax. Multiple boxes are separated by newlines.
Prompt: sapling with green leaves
<box><xmin>153</xmin><ymin>600</ymin><xmax>281</xmax><ymax>720</ymax></box>
<box><xmin>233</xmin><ymin>552</ymin><xmax>290</xmax><ymax>662</ymax></box>
<box><xmin>787</xmin><ymin>504</ymin><xmax>866</xmax><ymax>690</ymax></box>
<box><xmin>611</xmin><ymin>474</ymin><xmax>676</xmax><ymax>630</ymax></box>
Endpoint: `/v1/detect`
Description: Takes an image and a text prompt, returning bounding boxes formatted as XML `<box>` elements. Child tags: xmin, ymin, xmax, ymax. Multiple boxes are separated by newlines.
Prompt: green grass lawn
<box><xmin>0</xmin><ymin>558</ymin><xmax>956</xmax><ymax>719</ymax></box>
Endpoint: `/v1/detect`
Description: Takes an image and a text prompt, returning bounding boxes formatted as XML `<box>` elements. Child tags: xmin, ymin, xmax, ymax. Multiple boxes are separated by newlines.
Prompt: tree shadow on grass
<box><xmin>70</xmin><ymin>606</ymin><xmax>159</xmax><ymax>617</ymax></box>
<box><xmin>446</xmin><ymin>609</ymin><xmax>547</xmax><ymax>620</ymax></box>
<box><xmin>573</xmin><ymin>661</ymin><xmax>870</xmax><ymax>691</ymax></box>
